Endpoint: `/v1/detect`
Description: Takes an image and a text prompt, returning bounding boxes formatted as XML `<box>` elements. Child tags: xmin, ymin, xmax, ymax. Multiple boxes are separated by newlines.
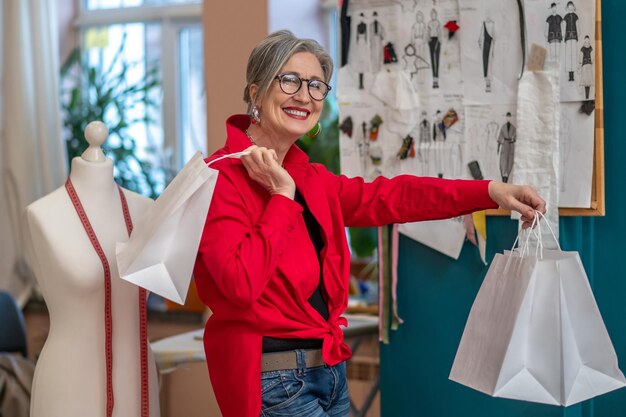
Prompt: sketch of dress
<box><xmin>370</xmin><ymin>12</ymin><xmax>385</xmax><ymax>73</ymax></box>
<box><xmin>579</xmin><ymin>38</ymin><xmax>593</xmax><ymax>99</ymax></box>
<box><xmin>484</xmin><ymin>121</ymin><xmax>500</xmax><ymax>179</ymax></box>
<box><xmin>479</xmin><ymin>18</ymin><xmax>495</xmax><ymax>93</ymax></box>
<box><xmin>432</xmin><ymin>110</ymin><xmax>444</xmax><ymax>142</ymax></box>
<box><xmin>563</xmin><ymin>4</ymin><xmax>579</xmax><ymax>81</ymax></box>
<box><xmin>412</xmin><ymin>11</ymin><xmax>428</xmax><ymax>82</ymax></box>
<box><xmin>418</xmin><ymin>113</ymin><xmax>431</xmax><ymax>166</ymax></box>
<box><xmin>427</xmin><ymin>9</ymin><xmax>442</xmax><ymax>89</ymax></box>
<box><xmin>352</xmin><ymin>13</ymin><xmax>369</xmax><ymax>88</ymax></box>
<box><xmin>545</xmin><ymin>4</ymin><xmax>563</xmax><ymax>61</ymax></box>
<box><xmin>497</xmin><ymin>115</ymin><xmax>516</xmax><ymax>183</ymax></box>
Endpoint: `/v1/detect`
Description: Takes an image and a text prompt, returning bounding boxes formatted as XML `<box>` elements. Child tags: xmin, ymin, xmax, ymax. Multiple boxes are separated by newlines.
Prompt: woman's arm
<box><xmin>196</xmin><ymin>171</ymin><xmax>302</xmax><ymax>309</ymax></box>
<box><xmin>321</xmin><ymin>167</ymin><xmax>544</xmax><ymax>229</ymax></box>
<box><xmin>321</xmin><ymin>168</ymin><xmax>497</xmax><ymax>227</ymax></box>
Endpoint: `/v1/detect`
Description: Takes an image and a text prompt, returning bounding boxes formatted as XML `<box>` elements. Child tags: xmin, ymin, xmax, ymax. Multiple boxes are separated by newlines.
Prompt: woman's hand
<box><xmin>488</xmin><ymin>181</ymin><xmax>546</xmax><ymax>229</ymax></box>
<box><xmin>241</xmin><ymin>146</ymin><xmax>296</xmax><ymax>199</ymax></box>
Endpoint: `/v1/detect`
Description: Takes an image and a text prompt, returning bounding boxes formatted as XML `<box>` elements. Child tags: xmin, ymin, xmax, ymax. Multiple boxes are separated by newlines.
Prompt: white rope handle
<box><xmin>536</xmin><ymin>211</ymin><xmax>561</xmax><ymax>251</ymax></box>
<box><xmin>513</xmin><ymin>213</ymin><xmax>539</xmax><ymax>257</ymax></box>
<box><xmin>206</xmin><ymin>150</ymin><xmax>252</xmax><ymax>167</ymax></box>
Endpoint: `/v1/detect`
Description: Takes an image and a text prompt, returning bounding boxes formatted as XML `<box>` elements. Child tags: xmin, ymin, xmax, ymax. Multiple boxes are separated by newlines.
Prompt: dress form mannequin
<box><xmin>24</xmin><ymin>122</ymin><xmax>160</xmax><ymax>417</ymax></box>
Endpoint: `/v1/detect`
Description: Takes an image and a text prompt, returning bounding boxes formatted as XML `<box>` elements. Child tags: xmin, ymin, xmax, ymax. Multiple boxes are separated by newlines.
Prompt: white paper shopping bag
<box><xmin>449</xmin><ymin>216</ymin><xmax>626</xmax><ymax>406</ymax></box>
<box><xmin>116</xmin><ymin>150</ymin><xmax>248</xmax><ymax>304</ymax></box>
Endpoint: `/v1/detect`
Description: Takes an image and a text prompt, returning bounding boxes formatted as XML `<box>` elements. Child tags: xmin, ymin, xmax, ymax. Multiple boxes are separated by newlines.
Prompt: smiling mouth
<box><xmin>283</xmin><ymin>108</ymin><xmax>310</xmax><ymax>120</ymax></box>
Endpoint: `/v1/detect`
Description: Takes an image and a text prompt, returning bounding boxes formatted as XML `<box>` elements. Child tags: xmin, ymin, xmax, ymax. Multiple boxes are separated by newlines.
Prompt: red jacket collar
<box><xmin>225</xmin><ymin>114</ymin><xmax>310</xmax><ymax>169</ymax></box>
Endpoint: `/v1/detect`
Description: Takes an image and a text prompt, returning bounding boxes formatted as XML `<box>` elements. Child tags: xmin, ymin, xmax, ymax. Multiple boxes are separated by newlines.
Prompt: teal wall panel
<box><xmin>381</xmin><ymin>1</ymin><xmax>626</xmax><ymax>415</ymax></box>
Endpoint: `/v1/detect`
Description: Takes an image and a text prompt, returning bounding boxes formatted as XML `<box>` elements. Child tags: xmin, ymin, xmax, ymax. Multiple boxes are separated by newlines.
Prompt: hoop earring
<box><xmin>306</xmin><ymin>122</ymin><xmax>322</xmax><ymax>138</ymax></box>
<box><xmin>250</xmin><ymin>105</ymin><xmax>261</xmax><ymax>124</ymax></box>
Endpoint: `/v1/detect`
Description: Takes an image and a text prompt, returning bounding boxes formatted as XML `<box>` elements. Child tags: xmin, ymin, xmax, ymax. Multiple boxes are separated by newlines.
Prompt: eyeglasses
<box><xmin>274</xmin><ymin>73</ymin><xmax>331</xmax><ymax>101</ymax></box>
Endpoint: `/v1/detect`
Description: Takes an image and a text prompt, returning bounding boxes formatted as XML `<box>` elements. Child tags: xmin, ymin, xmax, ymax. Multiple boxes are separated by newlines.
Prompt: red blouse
<box><xmin>194</xmin><ymin>115</ymin><xmax>498</xmax><ymax>417</ymax></box>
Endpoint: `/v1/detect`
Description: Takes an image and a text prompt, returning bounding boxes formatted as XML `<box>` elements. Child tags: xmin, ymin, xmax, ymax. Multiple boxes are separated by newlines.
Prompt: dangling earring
<box><xmin>306</xmin><ymin>122</ymin><xmax>322</xmax><ymax>138</ymax></box>
<box><xmin>250</xmin><ymin>105</ymin><xmax>261</xmax><ymax>124</ymax></box>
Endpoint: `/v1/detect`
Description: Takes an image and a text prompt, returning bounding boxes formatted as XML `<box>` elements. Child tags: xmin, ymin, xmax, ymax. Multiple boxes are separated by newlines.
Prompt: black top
<box><xmin>261</xmin><ymin>190</ymin><xmax>329</xmax><ymax>353</ymax></box>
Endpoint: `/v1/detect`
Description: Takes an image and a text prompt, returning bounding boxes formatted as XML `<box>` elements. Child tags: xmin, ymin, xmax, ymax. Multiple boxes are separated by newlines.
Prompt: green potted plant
<box><xmin>60</xmin><ymin>40</ymin><xmax>169</xmax><ymax>199</ymax></box>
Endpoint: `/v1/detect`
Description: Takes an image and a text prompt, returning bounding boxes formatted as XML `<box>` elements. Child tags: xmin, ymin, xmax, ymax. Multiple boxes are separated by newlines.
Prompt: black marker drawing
<box><xmin>478</xmin><ymin>14</ymin><xmax>495</xmax><ymax>93</ymax></box>
<box><xmin>370</xmin><ymin>11</ymin><xmax>385</xmax><ymax>73</ymax></box>
<box><xmin>497</xmin><ymin>112</ymin><xmax>516</xmax><ymax>183</ymax></box>
<box><xmin>355</xmin><ymin>12</ymin><xmax>368</xmax><ymax>89</ymax></box>
<box><xmin>545</xmin><ymin>3</ymin><xmax>563</xmax><ymax>61</ymax></box>
<box><xmin>358</xmin><ymin>120</ymin><xmax>369</xmax><ymax>175</ymax></box>
<box><xmin>427</xmin><ymin>8</ymin><xmax>442</xmax><ymax>89</ymax></box>
<box><xmin>402</xmin><ymin>43</ymin><xmax>430</xmax><ymax>82</ymax></box>
<box><xmin>564</xmin><ymin>1</ymin><xmax>579</xmax><ymax>82</ymax></box>
<box><xmin>579</xmin><ymin>35</ymin><xmax>593</xmax><ymax>99</ymax></box>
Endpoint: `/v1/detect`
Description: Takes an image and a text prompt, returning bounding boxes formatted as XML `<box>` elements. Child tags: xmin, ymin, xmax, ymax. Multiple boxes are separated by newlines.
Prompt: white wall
<box><xmin>268</xmin><ymin>0</ymin><xmax>332</xmax><ymax>51</ymax></box>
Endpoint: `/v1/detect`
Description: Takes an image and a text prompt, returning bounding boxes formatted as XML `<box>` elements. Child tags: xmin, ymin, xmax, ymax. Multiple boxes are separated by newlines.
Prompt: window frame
<box><xmin>75</xmin><ymin>2</ymin><xmax>204</xmax><ymax>169</ymax></box>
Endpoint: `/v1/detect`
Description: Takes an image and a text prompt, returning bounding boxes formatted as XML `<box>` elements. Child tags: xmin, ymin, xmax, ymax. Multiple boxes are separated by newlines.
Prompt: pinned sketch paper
<box><xmin>459</xmin><ymin>0</ymin><xmax>523</xmax><ymax>105</ymax></box>
<box><xmin>513</xmin><ymin>69</ymin><xmax>560</xmax><ymax>244</ymax></box>
<box><xmin>464</xmin><ymin>104</ymin><xmax>518</xmax><ymax>182</ymax></box>
<box><xmin>558</xmin><ymin>102</ymin><xmax>595</xmax><ymax>207</ymax></box>
<box><xmin>116</xmin><ymin>151</ymin><xmax>248</xmax><ymax>304</ymax></box>
<box><xmin>523</xmin><ymin>0</ymin><xmax>596</xmax><ymax>102</ymax></box>
<box><xmin>398</xmin><ymin>218</ymin><xmax>466</xmax><ymax>260</ymax></box>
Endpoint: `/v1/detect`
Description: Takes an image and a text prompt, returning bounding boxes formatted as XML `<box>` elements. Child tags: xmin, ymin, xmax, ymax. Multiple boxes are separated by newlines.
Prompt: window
<box><xmin>75</xmin><ymin>0</ymin><xmax>204</xmax><ymax>196</ymax></box>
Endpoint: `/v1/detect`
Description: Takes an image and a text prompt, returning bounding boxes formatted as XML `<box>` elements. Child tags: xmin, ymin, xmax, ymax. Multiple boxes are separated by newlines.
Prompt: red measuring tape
<box><xmin>65</xmin><ymin>178</ymin><xmax>149</xmax><ymax>417</ymax></box>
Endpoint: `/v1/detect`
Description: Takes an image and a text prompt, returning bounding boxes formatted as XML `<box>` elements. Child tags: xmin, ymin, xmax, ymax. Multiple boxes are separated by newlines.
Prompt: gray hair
<box><xmin>243</xmin><ymin>30</ymin><xmax>334</xmax><ymax>113</ymax></box>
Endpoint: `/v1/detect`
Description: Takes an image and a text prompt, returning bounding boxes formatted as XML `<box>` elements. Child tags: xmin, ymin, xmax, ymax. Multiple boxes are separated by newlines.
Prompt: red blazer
<box><xmin>194</xmin><ymin>115</ymin><xmax>498</xmax><ymax>417</ymax></box>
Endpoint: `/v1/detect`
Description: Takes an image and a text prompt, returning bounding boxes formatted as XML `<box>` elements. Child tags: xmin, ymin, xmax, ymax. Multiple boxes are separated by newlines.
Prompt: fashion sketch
<box><xmin>579</xmin><ymin>35</ymin><xmax>593</xmax><ymax>99</ymax></box>
<box><xmin>370</xmin><ymin>11</ymin><xmax>385</xmax><ymax>73</ymax></box>
<box><xmin>478</xmin><ymin>16</ymin><xmax>495</xmax><ymax>93</ymax></box>
<box><xmin>432</xmin><ymin>110</ymin><xmax>445</xmax><ymax>142</ymax></box>
<box><xmin>563</xmin><ymin>1</ymin><xmax>579</xmax><ymax>82</ymax></box>
<box><xmin>545</xmin><ymin>3</ymin><xmax>563</xmax><ymax>61</ymax></box>
<box><xmin>353</xmin><ymin>12</ymin><xmax>369</xmax><ymax>88</ymax></box>
<box><xmin>358</xmin><ymin>120</ymin><xmax>369</xmax><ymax>172</ymax></box>
<box><xmin>417</xmin><ymin>111</ymin><xmax>431</xmax><ymax>163</ymax></box>
<box><xmin>484</xmin><ymin>120</ymin><xmax>500</xmax><ymax>179</ymax></box>
<box><xmin>427</xmin><ymin>8</ymin><xmax>442</xmax><ymax>89</ymax></box>
<box><xmin>497</xmin><ymin>112</ymin><xmax>516</xmax><ymax>183</ymax></box>
<box><xmin>402</xmin><ymin>43</ymin><xmax>430</xmax><ymax>83</ymax></box>
<box><xmin>405</xmin><ymin>10</ymin><xmax>430</xmax><ymax>81</ymax></box>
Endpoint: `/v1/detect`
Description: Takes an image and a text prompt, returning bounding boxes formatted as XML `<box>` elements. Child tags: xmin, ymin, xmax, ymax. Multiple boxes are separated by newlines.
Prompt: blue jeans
<box><xmin>260</xmin><ymin>353</ymin><xmax>349</xmax><ymax>417</ymax></box>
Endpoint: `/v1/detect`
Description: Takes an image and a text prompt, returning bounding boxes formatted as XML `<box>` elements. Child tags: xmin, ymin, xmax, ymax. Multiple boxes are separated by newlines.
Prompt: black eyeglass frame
<box><xmin>274</xmin><ymin>73</ymin><xmax>332</xmax><ymax>101</ymax></box>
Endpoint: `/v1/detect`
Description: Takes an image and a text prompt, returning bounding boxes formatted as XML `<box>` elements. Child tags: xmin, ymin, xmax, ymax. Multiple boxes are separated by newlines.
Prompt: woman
<box><xmin>194</xmin><ymin>30</ymin><xmax>545</xmax><ymax>417</ymax></box>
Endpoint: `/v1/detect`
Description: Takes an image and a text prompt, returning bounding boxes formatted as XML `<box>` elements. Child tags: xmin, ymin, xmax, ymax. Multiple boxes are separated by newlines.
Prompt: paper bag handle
<box><xmin>206</xmin><ymin>150</ymin><xmax>252</xmax><ymax>167</ymax></box>
<box><xmin>511</xmin><ymin>211</ymin><xmax>561</xmax><ymax>258</ymax></box>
